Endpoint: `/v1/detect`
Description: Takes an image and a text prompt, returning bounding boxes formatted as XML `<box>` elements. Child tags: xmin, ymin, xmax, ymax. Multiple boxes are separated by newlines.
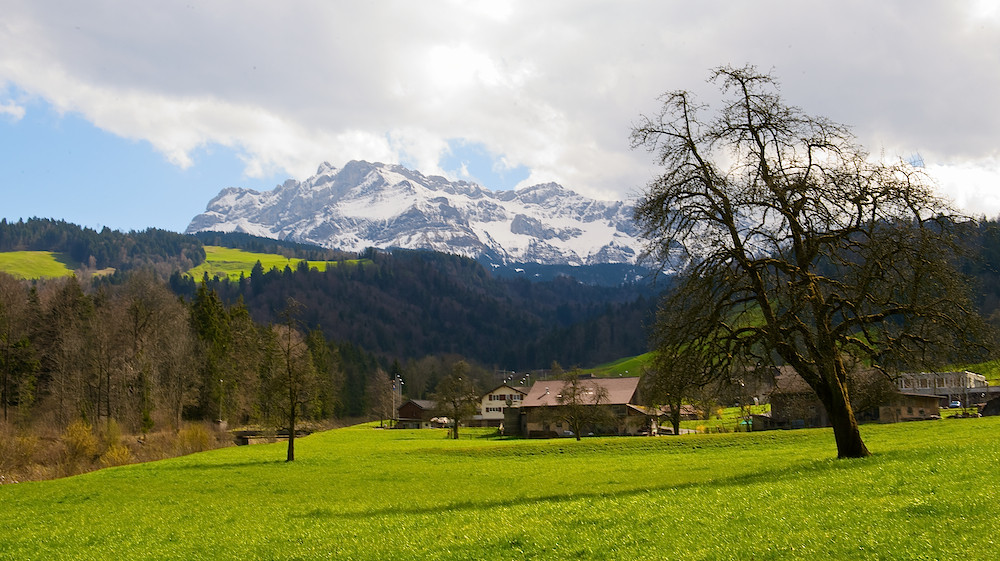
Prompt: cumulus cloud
<box><xmin>0</xmin><ymin>0</ymin><xmax>997</xmax><ymax>208</ymax></box>
<box><xmin>0</xmin><ymin>100</ymin><xmax>24</xmax><ymax>121</ymax></box>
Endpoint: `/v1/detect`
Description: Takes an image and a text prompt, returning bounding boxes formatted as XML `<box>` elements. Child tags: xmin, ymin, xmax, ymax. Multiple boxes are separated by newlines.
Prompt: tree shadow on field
<box><xmin>153</xmin><ymin>459</ymin><xmax>287</xmax><ymax>471</ymax></box>
<box><xmin>331</xmin><ymin>454</ymin><xmax>875</xmax><ymax>521</ymax></box>
<box><xmin>52</xmin><ymin>252</ymin><xmax>78</xmax><ymax>270</ymax></box>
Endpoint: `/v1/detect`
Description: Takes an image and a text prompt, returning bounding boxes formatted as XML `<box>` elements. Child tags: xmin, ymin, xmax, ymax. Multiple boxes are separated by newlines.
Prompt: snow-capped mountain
<box><xmin>186</xmin><ymin>160</ymin><xmax>644</xmax><ymax>266</ymax></box>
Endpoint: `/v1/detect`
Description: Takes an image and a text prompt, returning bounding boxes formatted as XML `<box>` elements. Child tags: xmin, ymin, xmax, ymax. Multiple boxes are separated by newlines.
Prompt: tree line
<box><xmin>0</xmin><ymin>267</ymin><xmax>516</xmax><ymax>445</ymax></box>
<box><xmin>170</xmin><ymin>249</ymin><xmax>658</xmax><ymax>372</ymax></box>
<box><xmin>0</xmin><ymin>218</ymin><xmax>205</xmax><ymax>275</ymax></box>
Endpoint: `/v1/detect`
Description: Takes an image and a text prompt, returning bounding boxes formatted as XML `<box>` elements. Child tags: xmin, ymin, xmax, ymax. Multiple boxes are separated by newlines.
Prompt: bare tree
<box><xmin>275</xmin><ymin>299</ymin><xmax>316</xmax><ymax>462</ymax></box>
<box><xmin>641</xmin><ymin>347</ymin><xmax>709</xmax><ymax>436</ymax></box>
<box><xmin>432</xmin><ymin>361</ymin><xmax>479</xmax><ymax>440</ymax></box>
<box><xmin>632</xmin><ymin>64</ymin><xmax>989</xmax><ymax>458</ymax></box>
<box><xmin>551</xmin><ymin>370</ymin><xmax>611</xmax><ymax>440</ymax></box>
<box><xmin>366</xmin><ymin>368</ymin><xmax>393</xmax><ymax>427</ymax></box>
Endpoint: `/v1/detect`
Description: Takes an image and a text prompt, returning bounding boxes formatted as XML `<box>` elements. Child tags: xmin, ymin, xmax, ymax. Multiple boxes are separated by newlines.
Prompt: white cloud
<box><xmin>0</xmin><ymin>0</ymin><xmax>998</xmax><ymax>212</ymax></box>
<box><xmin>926</xmin><ymin>158</ymin><xmax>1000</xmax><ymax>219</ymax></box>
<box><xmin>0</xmin><ymin>100</ymin><xmax>24</xmax><ymax>120</ymax></box>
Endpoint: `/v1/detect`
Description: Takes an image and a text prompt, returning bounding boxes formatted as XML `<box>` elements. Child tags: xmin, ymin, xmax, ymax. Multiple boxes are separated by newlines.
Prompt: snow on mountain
<box><xmin>186</xmin><ymin>160</ymin><xmax>644</xmax><ymax>266</ymax></box>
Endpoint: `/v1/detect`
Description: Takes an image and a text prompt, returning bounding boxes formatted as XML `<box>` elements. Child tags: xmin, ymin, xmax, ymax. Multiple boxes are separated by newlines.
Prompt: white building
<box><xmin>471</xmin><ymin>383</ymin><xmax>528</xmax><ymax>427</ymax></box>
<box><xmin>896</xmin><ymin>371</ymin><xmax>988</xmax><ymax>405</ymax></box>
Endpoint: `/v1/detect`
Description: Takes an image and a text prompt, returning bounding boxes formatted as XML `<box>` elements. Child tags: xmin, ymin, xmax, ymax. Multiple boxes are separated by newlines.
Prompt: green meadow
<box><xmin>0</xmin><ymin>251</ymin><xmax>77</xmax><ymax>279</ymax></box>
<box><xmin>186</xmin><ymin>245</ymin><xmax>362</xmax><ymax>281</ymax></box>
<box><xmin>586</xmin><ymin>352</ymin><xmax>653</xmax><ymax>377</ymax></box>
<box><xmin>2</xmin><ymin>418</ymin><xmax>998</xmax><ymax>560</ymax></box>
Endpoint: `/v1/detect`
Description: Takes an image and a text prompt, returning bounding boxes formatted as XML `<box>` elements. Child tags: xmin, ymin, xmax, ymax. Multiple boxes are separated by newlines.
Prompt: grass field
<box><xmin>585</xmin><ymin>352</ymin><xmax>653</xmax><ymax>377</ymax></box>
<box><xmin>186</xmin><ymin>246</ymin><xmax>362</xmax><ymax>281</ymax></box>
<box><xmin>0</xmin><ymin>251</ymin><xmax>77</xmax><ymax>279</ymax></box>
<box><xmin>1</xmin><ymin>417</ymin><xmax>998</xmax><ymax>560</ymax></box>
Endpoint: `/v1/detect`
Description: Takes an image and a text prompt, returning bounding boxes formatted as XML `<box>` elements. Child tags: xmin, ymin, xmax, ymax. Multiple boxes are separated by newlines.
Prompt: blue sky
<box><xmin>1</xmin><ymin>97</ymin><xmax>531</xmax><ymax>232</ymax></box>
<box><xmin>1</xmin><ymin>96</ymin><xmax>282</xmax><ymax>232</ymax></box>
<box><xmin>2</xmin><ymin>1</ymin><xmax>999</xmax><ymax>233</ymax></box>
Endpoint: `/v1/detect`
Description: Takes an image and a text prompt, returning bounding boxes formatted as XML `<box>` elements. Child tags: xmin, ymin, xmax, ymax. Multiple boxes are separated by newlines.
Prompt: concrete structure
<box><xmin>879</xmin><ymin>393</ymin><xmax>944</xmax><ymax>423</ymax></box>
<box><xmin>895</xmin><ymin>371</ymin><xmax>988</xmax><ymax>407</ymax></box>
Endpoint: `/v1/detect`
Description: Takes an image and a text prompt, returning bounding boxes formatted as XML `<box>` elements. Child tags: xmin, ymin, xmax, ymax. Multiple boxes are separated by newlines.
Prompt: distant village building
<box><xmin>396</xmin><ymin>399</ymin><xmax>437</xmax><ymax>429</ymax></box>
<box><xmin>895</xmin><ymin>371</ymin><xmax>988</xmax><ymax>407</ymax></box>
<box><xmin>514</xmin><ymin>376</ymin><xmax>653</xmax><ymax>437</ymax></box>
<box><xmin>756</xmin><ymin>366</ymin><xmax>944</xmax><ymax>430</ymax></box>
<box><xmin>471</xmin><ymin>384</ymin><xmax>528</xmax><ymax>427</ymax></box>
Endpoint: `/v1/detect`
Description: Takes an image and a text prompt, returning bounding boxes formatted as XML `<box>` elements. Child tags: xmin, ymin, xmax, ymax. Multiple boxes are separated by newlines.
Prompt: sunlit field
<box><xmin>1</xmin><ymin>417</ymin><xmax>997</xmax><ymax>560</ymax></box>
<box><xmin>0</xmin><ymin>250</ymin><xmax>76</xmax><ymax>278</ymax></box>
<box><xmin>186</xmin><ymin>245</ymin><xmax>362</xmax><ymax>280</ymax></box>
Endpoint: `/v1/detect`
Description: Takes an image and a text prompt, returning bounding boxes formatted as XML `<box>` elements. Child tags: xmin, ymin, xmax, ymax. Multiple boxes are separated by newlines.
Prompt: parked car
<box><xmin>949</xmin><ymin>400</ymin><xmax>962</xmax><ymax>408</ymax></box>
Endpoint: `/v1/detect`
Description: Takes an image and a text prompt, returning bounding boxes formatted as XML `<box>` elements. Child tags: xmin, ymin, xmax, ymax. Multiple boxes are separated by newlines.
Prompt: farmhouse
<box><xmin>758</xmin><ymin>366</ymin><xmax>942</xmax><ymax>430</ymax></box>
<box><xmin>471</xmin><ymin>383</ymin><xmax>528</xmax><ymax>427</ymax></box>
<box><xmin>513</xmin><ymin>376</ymin><xmax>653</xmax><ymax>437</ymax></box>
<box><xmin>396</xmin><ymin>399</ymin><xmax>437</xmax><ymax>429</ymax></box>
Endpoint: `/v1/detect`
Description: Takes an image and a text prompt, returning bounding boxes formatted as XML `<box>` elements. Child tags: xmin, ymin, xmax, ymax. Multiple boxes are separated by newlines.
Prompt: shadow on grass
<box><xmin>51</xmin><ymin>252</ymin><xmax>79</xmax><ymax>270</ymax></box>
<box><xmin>151</xmin><ymin>458</ymin><xmax>288</xmax><ymax>471</ymax></box>
<box><xmin>328</xmin><ymin>452</ymin><xmax>880</xmax><ymax>521</ymax></box>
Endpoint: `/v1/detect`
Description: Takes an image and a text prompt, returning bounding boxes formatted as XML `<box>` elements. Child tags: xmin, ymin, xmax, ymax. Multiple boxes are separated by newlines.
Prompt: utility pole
<box><xmin>392</xmin><ymin>375</ymin><xmax>403</xmax><ymax>427</ymax></box>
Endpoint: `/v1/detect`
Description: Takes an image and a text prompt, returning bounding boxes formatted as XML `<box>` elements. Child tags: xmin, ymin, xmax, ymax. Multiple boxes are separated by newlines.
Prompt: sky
<box><xmin>1</xmin><ymin>1</ymin><xmax>999</xmax><ymax>233</ymax></box>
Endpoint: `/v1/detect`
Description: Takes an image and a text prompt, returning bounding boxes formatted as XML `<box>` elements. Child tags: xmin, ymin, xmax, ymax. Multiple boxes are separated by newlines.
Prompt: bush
<box><xmin>176</xmin><ymin>423</ymin><xmax>212</xmax><ymax>455</ymax></box>
<box><xmin>62</xmin><ymin>419</ymin><xmax>98</xmax><ymax>464</ymax></box>
<box><xmin>101</xmin><ymin>418</ymin><xmax>123</xmax><ymax>449</ymax></box>
<box><xmin>99</xmin><ymin>444</ymin><xmax>132</xmax><ymax>468</ymax></box>
<box><xmin>0</xmin><ymin>424</ymin><xmax>38</xmax><ymax>479</ymax></box>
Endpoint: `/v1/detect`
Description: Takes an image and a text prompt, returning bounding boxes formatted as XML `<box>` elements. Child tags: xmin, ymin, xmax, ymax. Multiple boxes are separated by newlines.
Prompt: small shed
<box><xmin>878</xmin><ymin>393</ymin><xmax>943</xmax><ymax>423</ymax></box>
<box><xmin>397</xmin><ymin>399</ymin><xmax>437</xmax><ymax>429</ymax></box>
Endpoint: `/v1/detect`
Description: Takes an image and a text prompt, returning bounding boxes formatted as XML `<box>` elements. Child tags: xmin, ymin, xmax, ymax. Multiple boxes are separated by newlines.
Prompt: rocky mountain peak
<box><xmin>186</xmin><ymin>161</ymin><xmax>643</xmax><ymax>266</ymax></box>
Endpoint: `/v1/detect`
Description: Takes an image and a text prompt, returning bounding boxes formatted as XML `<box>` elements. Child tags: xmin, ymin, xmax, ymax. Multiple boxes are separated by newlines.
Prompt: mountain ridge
<box><xmin>186</xmin><ymin>160</ymin><xmax>643</xmax><ymax>266</ymax></box>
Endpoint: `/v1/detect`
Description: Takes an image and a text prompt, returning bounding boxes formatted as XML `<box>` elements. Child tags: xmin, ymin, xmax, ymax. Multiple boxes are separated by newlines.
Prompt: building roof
<box><xmin>522</xmin><ymin>377</ymin><xmax>640</xmax><ymax>407</ymax></box>
<box><xmin>483</xmin><ymin>383</ymin><xmax>529</xmax><ymax>396</ymax></box>
<box><xmin>402</xmin><ymin>399</ymin><xmax>437</xmax><ymax>411</ymax></box>
<box><xmin>771</xmin><ymin>365</ymin><xmax>814</xmax><ymax>395</ymax></box>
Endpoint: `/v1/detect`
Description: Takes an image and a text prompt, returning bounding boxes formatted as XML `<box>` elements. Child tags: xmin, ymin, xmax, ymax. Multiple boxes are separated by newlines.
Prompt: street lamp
<box><xmin>392</xmin><ymin>375</ymin><xmax>403</xmax><ymax>428</ymax></box>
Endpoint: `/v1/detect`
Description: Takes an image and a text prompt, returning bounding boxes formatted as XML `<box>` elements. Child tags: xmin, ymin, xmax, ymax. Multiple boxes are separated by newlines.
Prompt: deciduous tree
<box><xmin>551</xmin><ymin>370</ymin><xmax>611</xmax><ymax>440</ymax></box>
<box><xmin>632</xmin><ymin>64</ymin><xmax>989</xmax><ymax>458</ymax></box>
<box><xmin>432</xmin><ymin>361</ymin><xmax>479</xmax><ymax>439</ymax></box>
<box><xmin>275</xmin><ymin>299</ymin><xmax>316</xmax><ymax>462</ymax></box>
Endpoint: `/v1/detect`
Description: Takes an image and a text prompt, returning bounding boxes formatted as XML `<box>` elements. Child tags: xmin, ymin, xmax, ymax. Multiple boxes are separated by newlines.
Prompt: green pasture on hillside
<box><xmin>186</xmin><ymin>245</ymin><xmax>362</xmax><ymax>281</ymax></box>
<box><xmin>2</xmin><ymin>418</ymin><xmax>998</xmax><ymax>560</ymax></box>
<box><xmin>586</xmin><ymin>353</ymin><xmax>653</xmax><ymax>377</ymax></box>
<box><xmin>0</xmin><ymin>251</ymin><xmax>77</xmax><ymax>279</ymax></box>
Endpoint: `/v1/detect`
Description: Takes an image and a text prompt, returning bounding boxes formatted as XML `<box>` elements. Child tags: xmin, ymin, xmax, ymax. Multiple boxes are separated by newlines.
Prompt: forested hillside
<box><xmin>171</xmin><ymin>249</ymin><xmax>659</xmax><ymax>374</ymax></box>
<box><xmin>0</xmin><ymin>218</ymin><xmax>204</xmax><ymax>274</ymax></box>
<box><xmin>8</xmin><ymin>216</ymin><xmax>1000</xmax><ymax>455</ymax></box>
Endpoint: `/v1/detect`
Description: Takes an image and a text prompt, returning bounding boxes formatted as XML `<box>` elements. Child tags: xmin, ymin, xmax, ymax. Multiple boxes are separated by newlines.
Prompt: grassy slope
<box><xmin>186</xmin><ymin>245</ymin><xmax>361</xmax><ymax>281</ymax></box>
<box><xmin>0</xmin><ymin>251</ymin><xmax>77</xmax><ymax>279</ymax></box>
<box><xmin>2</xmin><ymin>418</ymin><xmax>998</xmax><ymax>560</ymax></box>
<box><xmin>585</xmin><ymin>352</ymin><xmax>653</xmax><ymax>377</ymax></box>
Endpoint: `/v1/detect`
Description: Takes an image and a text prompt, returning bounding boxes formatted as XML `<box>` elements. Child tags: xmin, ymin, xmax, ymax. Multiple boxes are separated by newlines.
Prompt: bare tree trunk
<box><xmin>670</xmin><ymin>394</ymin><xmax>682</xmax><ymax>436</ymax></box>
<box><xmin>821</xmin><ymin>378</ymin><xmax>870</xmax><ymax>459</ymax></box>
<box><xmin>286</xmin><ymin>409</ymin><xmax>296</xmax><ymax>462</ymax></box>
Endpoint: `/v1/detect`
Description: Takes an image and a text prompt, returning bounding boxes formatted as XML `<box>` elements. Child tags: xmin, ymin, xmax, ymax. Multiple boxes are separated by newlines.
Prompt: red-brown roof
<box><xmin>482</xmin><ymin>383</ymin><xmax>529</xmax><ymax>396</ymax></box>
<box><xmin>522</xmin><ymin>377</ymin><xmax>640</xmax><ymax>407</ymax></box>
